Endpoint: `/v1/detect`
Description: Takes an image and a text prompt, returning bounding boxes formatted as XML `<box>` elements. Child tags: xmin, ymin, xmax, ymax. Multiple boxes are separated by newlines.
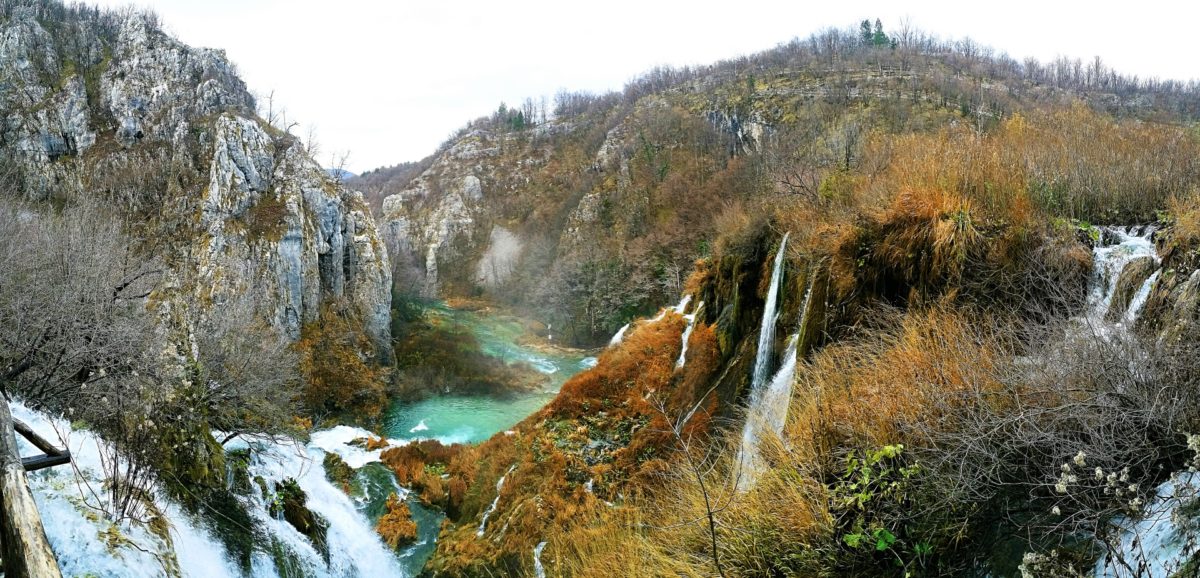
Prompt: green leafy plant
<box><xmin>829</xmin><ymin>444</ymin><xmax>935</xmax><ymax>575</ymax></box>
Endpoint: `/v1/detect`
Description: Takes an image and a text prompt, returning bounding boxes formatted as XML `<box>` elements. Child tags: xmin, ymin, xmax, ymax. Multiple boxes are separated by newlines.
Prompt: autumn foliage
<box><xmin>376</xmin><ymin>493</ymin><xmax>418</xmax><ymax>550</ymax></box>
<box><xmin>295</xmin><ymin>304</ymin><xmax>388</xmax><ymax>420</ymax></box>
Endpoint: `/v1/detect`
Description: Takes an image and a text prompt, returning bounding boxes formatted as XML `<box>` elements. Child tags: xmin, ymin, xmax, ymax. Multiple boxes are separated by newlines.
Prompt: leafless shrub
<box><xmin>910</xmin><ymin>318</ymin><xmax>1200</xmax><ymax>572</ymax></box>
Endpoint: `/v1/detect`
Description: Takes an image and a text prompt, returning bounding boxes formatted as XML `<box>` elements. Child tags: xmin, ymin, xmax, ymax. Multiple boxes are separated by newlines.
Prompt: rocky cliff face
<box><xmin>0</xmin><ymin>3</ymin><xmax>390</xmax><ymax>353</ymax></box>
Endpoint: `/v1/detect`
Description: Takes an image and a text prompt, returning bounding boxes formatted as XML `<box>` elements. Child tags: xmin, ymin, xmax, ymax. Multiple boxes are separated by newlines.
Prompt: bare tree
<box><xmin>0</xmin><ymin>196</ymin><xmax>159</xmax><ymax>403</ymax></box>
<box><xmin>190</xmin><ymin>291</ymin><xmax>302</xmax><ymax>445</ymax></box>
<box><xmin>649</xmin><ymin>388</ymin><xmax>740</xmax><ymax>578</ymax></box>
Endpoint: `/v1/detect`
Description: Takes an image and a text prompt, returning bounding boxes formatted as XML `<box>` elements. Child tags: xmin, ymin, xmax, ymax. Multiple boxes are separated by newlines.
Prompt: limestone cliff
<box><xmin>0</xmin><ymin>3</ymin><xmax>391</xmax><ymax>354</ymax></box>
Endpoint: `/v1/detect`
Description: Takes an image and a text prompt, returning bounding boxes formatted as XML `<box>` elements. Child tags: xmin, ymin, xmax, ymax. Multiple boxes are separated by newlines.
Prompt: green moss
<box><xmin>269</xmin><ymin>478</ymin><xmax>330</xmax><ymax>563</ymax></box>
<box><xmin>227</xmin><ymin>448</ymin><xmax>253</xmax><ymax>495</ymax></box>
<box><xmin>322</xmin><ymin>451</ymin><xmax>355</xmax><ymax>493</ymax></box>
<box><xmin>269</xmin><ymin>537</ymin><xmax>309</xmax><ymax>578</ymax></box>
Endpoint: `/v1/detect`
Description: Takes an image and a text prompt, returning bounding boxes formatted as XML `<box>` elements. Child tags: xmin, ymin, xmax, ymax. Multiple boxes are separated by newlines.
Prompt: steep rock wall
<box><xmin>0</xmin><ymin>5</ymin><xmax>390</xmax><ymax>354</ymax></box>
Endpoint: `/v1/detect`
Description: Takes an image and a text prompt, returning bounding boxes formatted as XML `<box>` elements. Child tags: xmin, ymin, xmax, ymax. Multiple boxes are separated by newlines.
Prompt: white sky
<box><xmin>87</xmin><ymin>0</ymin><xmax>1200</xmax><ymax>173</ymax></box>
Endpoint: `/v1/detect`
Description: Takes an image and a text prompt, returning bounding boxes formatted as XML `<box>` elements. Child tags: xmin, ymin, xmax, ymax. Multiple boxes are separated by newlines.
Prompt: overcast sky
<box><xmin>88</xmin><ymin>0</ymin><xmax>1199</xmax><ymax>173</ymax></box>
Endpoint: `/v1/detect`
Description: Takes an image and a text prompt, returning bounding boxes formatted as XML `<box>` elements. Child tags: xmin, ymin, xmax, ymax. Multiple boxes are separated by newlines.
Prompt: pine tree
<box><xmin>872</xmin><ymin>19</ymin><xmax>889</xmax><ymax>47</ymax></box>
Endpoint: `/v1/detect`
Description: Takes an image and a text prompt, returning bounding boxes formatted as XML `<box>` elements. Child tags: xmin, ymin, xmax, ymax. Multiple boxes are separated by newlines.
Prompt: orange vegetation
<box><xmin>422</xmin><ymin>309</ymin><xmax>726</xmax><ymax>575</ymax></box>
<box><xmin>376</xmin><ymin>493</ymin><xmax>418</xmax><ymax>550</ymax></box>
<box><xmin>380</xmin><ymin>440</ymin><xmax>465</xmax><ymax>509</ymax></box>
<box><xmin>295</xmin><ymin>304</ymin><xmax>388</xmax><ymax>419</ymax></box>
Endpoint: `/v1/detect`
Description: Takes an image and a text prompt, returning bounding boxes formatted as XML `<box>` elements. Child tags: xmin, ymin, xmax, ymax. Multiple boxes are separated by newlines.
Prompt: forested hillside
<box><xmin>5</xmin><ymin>3</ymin><xmax>1200</xmax><ymax>576</ymax></box>
<box><xmin>354</xmin><ymin>21</ymin><xmax>1200</xmax><ymax>346</ymax></box>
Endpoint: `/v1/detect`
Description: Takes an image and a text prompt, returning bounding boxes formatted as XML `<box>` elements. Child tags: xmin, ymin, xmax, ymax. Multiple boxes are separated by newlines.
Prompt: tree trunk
<box><xmin>0</xmin><ymin>400</ymin><xmax>62</xmax><ymax>578</ymax></box>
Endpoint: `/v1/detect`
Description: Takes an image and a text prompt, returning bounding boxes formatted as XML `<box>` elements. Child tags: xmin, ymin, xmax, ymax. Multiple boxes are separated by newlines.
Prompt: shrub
<box><xmin>296</xmin><ymin>304</ymin><xmax>388</xmax><ymax>420</ymax></box>
<box><xmin>376</xmin><ymin>493</ymin><xmax>418</xmax><ymax>550</ymax></box>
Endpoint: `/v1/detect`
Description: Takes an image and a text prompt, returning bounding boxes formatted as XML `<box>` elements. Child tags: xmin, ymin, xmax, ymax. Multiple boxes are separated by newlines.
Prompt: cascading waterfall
<box><xmin>609</xmin><ymin>323</ymin><xmax>630</xmax><ymax>346</ymax></box>
<box><xmin>1124</xmin><ymin>269</ymin><xmax>1160</xmax><ymax>324</ymax></box>
<box><xmin>735</xmin><ymin>334</ymin><xmax>800</xmax><ymax>491</ymax></box>
<box><xmin>533</xmin><ymin>540</ymin><xmax>548</xmax><ymax>578</ymax></box>
<box><xmin>734</xmin><ymin>234</ymin><xmax>791</xmax><ymax>490</ymax></box>
<box><xmin>676</xmin><ymin>301</ymin><xmax>704</xmax><ymax>369</ymax></box>
<box><xmin>14</xmin><ymin>403</ymin><xmax>410</xmax><ymax>578</ymax></box>
<box><xmin>1096</xmin><ymin>473</ymin><xmax>1199</xmax><ymax>578</ymax></box>
<box><xmin>674</xmin><ymin>294</ymin><xmax>694</xmax><ymax>315</ymax></box>
<box><xmin>15</xmin><ymin>402</ymin><xmax>242</xmax><ymax>578</ymax></box>
<box><xmin>1081</xmin><ymin>227</ymin><xmax>1200</xmax><ymax>577</ymax></box>
<box><xmin>650</xmin><ymin>294</ymin><xmax>692</xmax><ymax>324</ymax></box>
<box><xmin>751</xmin><ymin>234</ymin><xmax>789</xmax><ymax>391</ymax></box>
<box><xmin>476</xmin><ymin>464</ymin><xmax>517</xmax><ymax>538</ymax></box>
<box><xmin>235</xmin><ymin>437</ymin><xmax>409</xmax><ymax>578</ymax></box>
<box><xmin>1085</xmin><ymin>227</ymin><xmax>1159</xmax><ymax>324</ymax></box>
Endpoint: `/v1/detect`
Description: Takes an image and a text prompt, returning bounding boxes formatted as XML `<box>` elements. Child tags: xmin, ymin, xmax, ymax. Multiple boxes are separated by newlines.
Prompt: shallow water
<box><xmin>385</xmin><ymin>393</ymin><xmax>555</xmax><ymax>445</ymax></box>
<box><xmin>374</xmin><ymin>303</ymin><xmax>595</xmax><ymax>565</ymax></box>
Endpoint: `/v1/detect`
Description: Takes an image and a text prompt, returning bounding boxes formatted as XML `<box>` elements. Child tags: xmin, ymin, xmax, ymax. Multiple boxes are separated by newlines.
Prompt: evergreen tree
<box><xmin>872</xmin><ymin>19</ymin><xmax>889</xmax><ymax>46</ymax></box>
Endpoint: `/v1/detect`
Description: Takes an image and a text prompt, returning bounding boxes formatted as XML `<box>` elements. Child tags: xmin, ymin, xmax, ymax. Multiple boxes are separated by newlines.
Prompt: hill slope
<box><xmin>356</xmin><ymin>25</ymin><xmax>1200</xmax><ymax>347</ymax></box>
<box><xmin>354</xmin><ymin>23</ymin><xmax>1200</xmax><ymax>577</ymax></box>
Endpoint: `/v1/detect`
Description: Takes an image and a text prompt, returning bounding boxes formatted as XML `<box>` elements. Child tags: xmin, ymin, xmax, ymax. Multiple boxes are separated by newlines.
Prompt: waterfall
<box><xmin>674</xmin><ymin>294</ymin><xmax>694</xmax><ymax>314</ymax></box>
<box><xmin>751</xmin><ymin>234</ymin><xmax>789</xmax><ymax>392</ymax></box>
<box><xmin>1124</xmin><ymin>269</ymin><xmax>1160</xmax><ymax>323</ymax></box>
<box><xmin>1074</xmin><ymin>227</ymin><xmax>1200</xmax><ymax>577</ymax></box>
<box><xmin>476</xmin><ymin>464</ymin><xmax>517</xmax><ymax>538</ymax></box>
<box><xmin>608</xmin><ymin>323</ymin><xmax>630</xmax><ymax>346</ymax></box>
<box><xmin>533</xmin><ymin>541</ymin><xmax>548</xmax><ymax>578</ymax></box>
<box><xmin>755</xmin><ymin>335</ymin><xmax>800</xmax><ymax>437</ymax></box>
<box><xmin>651</xmin><ymin>294</ymin><xmax>692</xmax><ymax>323</ymax></box>
<box><xmin>1085</xmin><ymin>227</ymin><xmax>1158</xmax><ymax>323</ymax></box>
<box><xmin>734</xmin><ymin>234</ymin><xmax>793</xmax><ymax>490</ymax></box>
<box><xmin>676</xmin><ymin>302</ymin><xmax>704</xmax><ymax>369</ymax></box>
<box><xmin>14</xmin><ymin>403</ymin><xmax>409</xmax><ymax>578</ymax></box>
<box><xmin>736</xmin><ymin>333</ymin><xmax>800</xmax><ymax>491</ymax></box>
<box><xmin>236</xmin><ymin>437</ymin><xmax>409</xmax><ymax>578</ymax></box>
<box><xmin>1095</xmin><ymin>473</ymin><xmax>1199</xmax><ymax>578</ymax></box>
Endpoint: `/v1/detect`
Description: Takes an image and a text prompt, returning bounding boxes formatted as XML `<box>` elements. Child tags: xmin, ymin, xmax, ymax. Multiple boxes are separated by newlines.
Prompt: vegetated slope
<box><xmin>365</xmin><ymin>24</ymin><xmax>1200</xmax><ymax>577</ymax></box>
<box><xmin>358</xmin><ymin>22</ymin><xmax>1200</xmax><ymax>347</ymax></box>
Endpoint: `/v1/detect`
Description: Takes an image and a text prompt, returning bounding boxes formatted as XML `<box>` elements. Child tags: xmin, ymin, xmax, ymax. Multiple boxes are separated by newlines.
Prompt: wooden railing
<box><xmin>0</xmin><ymin>399</ymin><xmax>65</xmax><ymax>578</ymax></box>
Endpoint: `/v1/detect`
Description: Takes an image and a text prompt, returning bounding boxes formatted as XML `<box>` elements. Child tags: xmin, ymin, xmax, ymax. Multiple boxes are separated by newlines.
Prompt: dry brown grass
<box><xmin>786</xmin><ymin>306</ymin><xmax>1005</xmax><ymax>463</ymax></box>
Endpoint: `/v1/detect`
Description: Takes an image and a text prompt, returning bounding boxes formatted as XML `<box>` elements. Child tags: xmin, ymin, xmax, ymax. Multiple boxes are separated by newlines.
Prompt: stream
<box><xmin>376</xmin><ymin>303</ymin><xmax>595</xmax><ymax>568</ymax></box>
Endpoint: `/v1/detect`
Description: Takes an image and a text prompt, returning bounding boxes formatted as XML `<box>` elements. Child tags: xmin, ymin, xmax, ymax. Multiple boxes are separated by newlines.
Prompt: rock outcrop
<box><xmin>0</xmin><ymin>4</ymin><xmax>391</xmax><ymax>353</ymax></box>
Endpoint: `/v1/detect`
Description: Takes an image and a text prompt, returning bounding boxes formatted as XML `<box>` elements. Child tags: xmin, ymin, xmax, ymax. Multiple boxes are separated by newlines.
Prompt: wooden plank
<box><xmin>21</xmin><ymin>453</ymin><xmax>71</xmax><ymax>473</ymax></box>
<box><xmin>0</xmin><ymin>400</ymin><xmax>63</xmax><ymax>577</ymax></box>
<box><xmin>11</xmin><ymin>420</ymin><xmax>64</xmax><ymax>457</ymax></box>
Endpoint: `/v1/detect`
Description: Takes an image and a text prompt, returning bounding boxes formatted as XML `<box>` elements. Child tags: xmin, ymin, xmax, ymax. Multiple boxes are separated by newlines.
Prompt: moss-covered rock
<box><xmin>1106</xmin><ymin>255</ymin><xmax>1157</xmax><ymax>321</ymax></box>
<box><xmin>227</xmin><ymin>448</ymin><xmax>253</xmax><ymax>496</ymax></box>
<box><xmin>323</xmin><ymin>451</ymin><xmax>356</xmax><ymax>494</ymax></box>
<box><xmin>270</xmin><ymin>478</ymin><xmax>330</xmax><ymax>563</ymax></box>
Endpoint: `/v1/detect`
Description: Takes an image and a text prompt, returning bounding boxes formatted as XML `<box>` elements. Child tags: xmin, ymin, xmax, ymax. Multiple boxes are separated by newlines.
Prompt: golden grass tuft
<box><xmin>376</xmin><ymin>493</ymin><xmax>418</xmax><ymax>550</ymax></box>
